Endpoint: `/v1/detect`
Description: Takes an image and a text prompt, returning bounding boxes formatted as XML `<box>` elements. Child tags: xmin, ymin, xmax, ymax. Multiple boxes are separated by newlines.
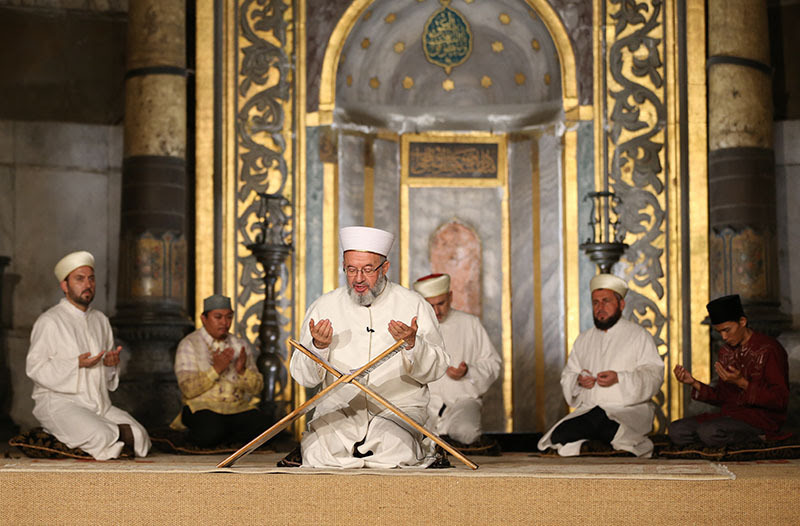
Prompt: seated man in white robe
<box><xmin>537</xmin><ymin>274</ymin><xmax>664</xmax><ymax>457</ymax></box>
<box><xmin>25</xmin><ymin>251</ymin><xmax>151</xmax><ymax>460</ymax></box>
<box><xmin>290</xmin><ymin>226</ymin><xmax>449</xmax><ymax>468</ymax></box>
<box><xmin>413</xmin><ymin>273</ymin><xmax>501</xmax><ymax>446</ymax></box>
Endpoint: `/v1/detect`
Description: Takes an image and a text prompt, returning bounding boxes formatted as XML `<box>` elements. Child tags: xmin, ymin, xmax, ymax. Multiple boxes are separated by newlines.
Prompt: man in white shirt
<box><xmin>537</xmin><ymin>274</ymin><xmax>664</xmax><ymax>457</ymax></box>
<box><xmin>26</xmin><ymin>250</ymin><xmax>151</xmax><ymax>460</ymax></box>
<box><xmin>290</xmin><ymin>226</ymin><xmax>449</xmax><ymax>468</ymax></box>
<box><xmin>413</xmin><ymin>273</ymin><xmax>501</xmax><ymax>445</ymax></box>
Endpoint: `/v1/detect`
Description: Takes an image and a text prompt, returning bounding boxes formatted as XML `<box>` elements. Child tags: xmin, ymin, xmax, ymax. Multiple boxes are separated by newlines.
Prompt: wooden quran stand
<box><xmin>217</xmin><ymin>339</ymin><xmax>478</xmax><ymax>470</ymax></box>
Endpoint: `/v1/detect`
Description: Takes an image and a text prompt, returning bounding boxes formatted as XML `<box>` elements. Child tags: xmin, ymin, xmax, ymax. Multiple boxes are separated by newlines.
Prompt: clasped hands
<box><xmin>577</xmin><ymin>369</ymin><xmax>618</xmax><ymax>388</ymax></box>
<box><xmin>78</xmin><ymin>346</ymin><xmax>122</xmax><ymax>368</ymax></box>
<box><xmin>309</xmin><ymin>316</ymin><xmax>419</xmax><ymax>350</ymax></box>
<box><xmin>211</xmin><ymin>346</ymin><xmax>248</xmax><ymax>375</ymax></box>
<box><xmin>673</xmin><ymin>362</ymin><xmax>748</xmax><ymax>390</ymax></box>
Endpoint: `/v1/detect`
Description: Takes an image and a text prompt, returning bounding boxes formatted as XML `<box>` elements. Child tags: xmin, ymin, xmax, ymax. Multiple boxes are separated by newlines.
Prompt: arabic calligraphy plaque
<box><xmin>409</xmin><ymin>142</ymin><xmax>498</xmax><ymax>179</ymax></box>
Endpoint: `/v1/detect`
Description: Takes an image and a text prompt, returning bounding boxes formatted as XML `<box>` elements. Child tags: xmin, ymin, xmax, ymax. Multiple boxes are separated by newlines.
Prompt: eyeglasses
<box><xmin>343</xmin><ymin>261</ymin><xmax>386</xmax><ymax>276</ymax></box>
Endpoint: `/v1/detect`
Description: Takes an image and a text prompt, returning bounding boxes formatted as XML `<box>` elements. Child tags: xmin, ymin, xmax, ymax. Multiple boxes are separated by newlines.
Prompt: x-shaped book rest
<box><xmin>217</xmin><ymin>338</ymin><xmax>478</xmax><ymax>470</ymax></box>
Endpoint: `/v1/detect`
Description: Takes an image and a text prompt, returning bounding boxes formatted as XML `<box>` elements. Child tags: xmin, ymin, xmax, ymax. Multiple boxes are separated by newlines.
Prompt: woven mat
<box><xmin>0</xmin><ymin>451</ymin><xmax>735</xmax><ymax>480</ymax></box>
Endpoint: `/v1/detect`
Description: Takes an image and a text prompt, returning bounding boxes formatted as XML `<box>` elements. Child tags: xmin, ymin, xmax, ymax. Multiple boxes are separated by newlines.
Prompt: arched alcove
<box><xmin>316</xmin><ymin>0</ymin><xmax>578</xmax><ymax>433</ymax></box>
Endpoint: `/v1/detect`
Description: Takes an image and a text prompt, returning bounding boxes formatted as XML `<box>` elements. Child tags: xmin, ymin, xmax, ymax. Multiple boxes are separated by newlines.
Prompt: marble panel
<box><xmin>305</xmin><ymin>127</ymin><xmax>324</xmax><ymax>307</ymax></box>
<box><xmin>0</xmin><ymin>120</ymin><xmax>13</xmax><ymax>164</ymax></box>
<box><xmin>776</xmin><ymin>163</ymin><xmax>800</xmax><ymax>323</ymax></box>
<box><xmin>338</xmin><ymin>133</ymin><xmax>365</xmax><ymax>287</ymax></box>
<box><xmin>0</xmin><ymin>1</ymin><xmax>127</xmax><ymax>11</ymax></box>
<box><xmin>107</xmin><ymin>124</ymin><xmax>124</xmax><ymax>170</ymax></box>
<box><xmin>0</xmin><ymin>166</ymin><xmax>12</xmax><ymax>258</ymax></box>
<box><xmin>538</xmin><ymin>133</ymin><xmax>568</xmax><ymax>430</ymax></box>
<box><xmin>774</xmin><ymin>120</ymin><xmax>800</xmax><ymax>167</ymax></box>
<box><xmin>14</xmin><ymin>166</ymin><xmax>111</xmax><ymax>328</ymax></box>
<box><xmin>14</xmin><ymin>121</ymin><xmax>111</xmax><ymax>173</ymax></box>
<box><xmin>372</xmin><ymin>138</ymin><xmax>400</xmax><ymax>283</ymax></box>
<box><xmin>106</xmin><ymin>166</ymin><xmax>121</xmax><ymax>313</ymax></box>
<box><xmin>508</xmin><ymin>138</ymin><xmax>536</xmax><ymax>431</ymax></box>
<box><xmin>6</xmin><ymin>329</ymin><xmax>37</xmax><ymax>431</ymax></box>
<box><xmin>409</xmin><ymin>186</ymin><xmax>503</xmax><ymax>430</ymax></box>
<box><xmin>577</xmin><ymin>121</ymin><xmax>596</xmax><ymax>332</ymax></box>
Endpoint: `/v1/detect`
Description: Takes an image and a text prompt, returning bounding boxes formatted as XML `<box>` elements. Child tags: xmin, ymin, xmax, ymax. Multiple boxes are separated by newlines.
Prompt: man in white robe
<box><xmin>25</xmin><ymin>251</ymin><xmax>151</xmax><ymax>460</ymax></box>
<box><xmin>538</xmin><ymin>274</ymin><xmax>664</xmax><ymax>457</ymax></box>
<box><xmin>291</xmin><ymin>226</ymin><xmax>449</xmax><ymax>468</ymax></box>
<box><xmin>413</xmin><ymin>273</ymin><xmax>501</xmax><ymax>445</ymax></box>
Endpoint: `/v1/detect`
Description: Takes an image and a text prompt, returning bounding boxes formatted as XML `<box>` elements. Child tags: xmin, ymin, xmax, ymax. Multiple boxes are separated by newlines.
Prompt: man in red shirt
<box><xmin>669</xmin><ymin>294</ymin><xmax>790</xmax><ymax>447</ymax></box>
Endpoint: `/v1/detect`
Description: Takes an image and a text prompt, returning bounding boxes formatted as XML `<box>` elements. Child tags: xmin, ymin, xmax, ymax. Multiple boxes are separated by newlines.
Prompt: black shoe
<box><xmin>277</xmin><ymin>445</ymin><xmax>302</xmax><ymax>467</ymax></box>
<box><xmin>428</xmin><ymin>445</ymin><xmax>452</xmax><ymax>469</ymax></box>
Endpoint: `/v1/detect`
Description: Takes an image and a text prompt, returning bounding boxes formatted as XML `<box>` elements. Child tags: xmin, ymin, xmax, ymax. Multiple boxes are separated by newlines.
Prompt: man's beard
<box><xmin>593</xmin><ymin>307</ymin><xmax>622</xmax><ymax>330</ymax></box>
<box><xmin>68</xmin><ymin>288</ymin><xmax>94</xmax><ymax>308</ymax></box>
<box><xmin>347</xmin><ymin>272</ymin><xmax>387</xmax><ymax>306</ymax></box>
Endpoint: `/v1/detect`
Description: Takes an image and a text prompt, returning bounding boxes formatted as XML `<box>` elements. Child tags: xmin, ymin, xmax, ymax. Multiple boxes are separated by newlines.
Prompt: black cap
<box><xmin>706</xmin><ymin>294</ymin><xmax>746</xmax><ymax>325</ymax></box>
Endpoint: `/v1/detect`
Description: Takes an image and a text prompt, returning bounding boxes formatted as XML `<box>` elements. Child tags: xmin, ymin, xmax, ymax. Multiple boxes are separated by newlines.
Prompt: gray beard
<box><xmin>347</xmin><ymin>272</ymin><xmax>387</xmax><ymax>306</ymax></box>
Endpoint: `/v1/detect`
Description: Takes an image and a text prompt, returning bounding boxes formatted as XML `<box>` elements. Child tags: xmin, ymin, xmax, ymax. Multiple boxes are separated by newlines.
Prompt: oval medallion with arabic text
<box><xmin>422</xmin><ymin>1</ymin><xmax>473</xmax><ymax>75</ymax></box>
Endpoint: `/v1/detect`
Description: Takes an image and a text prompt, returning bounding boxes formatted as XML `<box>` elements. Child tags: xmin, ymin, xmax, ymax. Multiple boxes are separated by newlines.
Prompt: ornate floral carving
<box><xmin>235</xmin><ymin>0</ymin><xmax>293</xmax><ymax>399</ymax></box>
<box><xmin>604</xmin><ymin>0</ymin><xmax>668</xmax><ymax>427</ymax></box>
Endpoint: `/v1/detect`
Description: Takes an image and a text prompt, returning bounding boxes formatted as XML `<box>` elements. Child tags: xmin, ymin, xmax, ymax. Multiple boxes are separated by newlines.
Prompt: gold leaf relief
<box><xmin>499</xmin><ymin>13</ymin><xmax>511</xmax><ymax>25</ymax></box>
<box><xmin>531</xmin><ymin>39</ymin><xmax>540</xmax><ymax>51</ymax></box>
<box><xmin>491</xmin><ymin>41</ymin><xmax>504</xmax><ymax>53</ymax></box>
<box><xmin>362</xmin><ymin>10</ymin><xmax>372</xmax><ymax>21</ymax></box>
<box><xmin>442</xmin><ymin>78</ymin><xmax>455</xmax><ymax>91</ymax></box>
<box><xmin>346</xmin><ymin>75</ymin><xmax>353</xmax><ymax>87</ymax></box>
<box><xmin>361</xmin><ymin>38</ymin><xmax>371</xmax><ymax>49</ymax></box>
<box><xmin>385</xmin><ymin>13</ymin><xmax>396</xmax><ymax>24</ymax></box>
<box><xmin>515</xmin><ymin>73</ymin><xmax>526</xmax><ymax>85</ymax></box>
<box><xmin>394</xmin><ymin>41</ymin><xmax>406</xmax><ymax>53</ymax></box>
<box><xmin>369</xmin><ymin>77</ymin><xmax>380</xmax><ymax>89</ymax></box>
<box><xmin>481</xmin><ymin>75</ymin><xmax>492</xmax><ymax>88</ymax></box>
<box><xmin>544</xmin><ymin>73</ymin><xmax>551</xmax><ymax>85</ymax></box>
<box><xmin>403</xmin><ymin>76</ymin><xmax>414</xmax><ymax>89</ymax></box>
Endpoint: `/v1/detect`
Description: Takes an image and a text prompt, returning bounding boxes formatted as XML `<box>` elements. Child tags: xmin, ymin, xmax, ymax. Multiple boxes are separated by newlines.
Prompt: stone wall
<box><xmin>0</xmin><ymin>119</ymin><xmax>123</xmax><ymax>430</ymax></box>
<box><xmin>775</xmin><ymin>119</ymin><xmax>800</xmax><ymax>433</ymax></box>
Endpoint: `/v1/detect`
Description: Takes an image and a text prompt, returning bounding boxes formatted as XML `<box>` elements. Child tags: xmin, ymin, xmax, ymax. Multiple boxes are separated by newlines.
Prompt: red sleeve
<box><xmin>741</xmin><ymin>345</ymin><xmax>789</xmax><ymax>411</ymax></box>
<box><xmin>692</xmin><ymin>381</ymin><xmax>723</xmax><ymax>406</ymax></box>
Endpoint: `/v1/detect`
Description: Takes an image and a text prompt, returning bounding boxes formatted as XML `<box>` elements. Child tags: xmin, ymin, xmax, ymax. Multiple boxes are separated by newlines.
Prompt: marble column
<box><xmin>707</xmin><ymin>0</ymin><xmax>788</xmax><ymax>333</ymax></box>
<box><xmin>112</xmin><ymin>0</ymin><xmax>192</xmax><ymax>427</ymax></box>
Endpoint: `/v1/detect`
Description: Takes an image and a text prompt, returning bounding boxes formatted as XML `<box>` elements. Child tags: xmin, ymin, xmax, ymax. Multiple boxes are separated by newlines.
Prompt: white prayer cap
<box><xmin>413</xmin><ymin>273</ymin><xmax>451</xmax><ymax>298</ymax></box>
<box><xmin>590</xmin><ymin>273</ymin><xmax>628</xmax><ymax>299</ymax></box>
<box><xmin>54</xmin><ymin>251</ymin><xmax>95</xmax><ymax>282</ymax></box>
<box><xmin>340</xmin><ymin>226</ymin><xmax>394</xmax><ymax>256</ymax></box>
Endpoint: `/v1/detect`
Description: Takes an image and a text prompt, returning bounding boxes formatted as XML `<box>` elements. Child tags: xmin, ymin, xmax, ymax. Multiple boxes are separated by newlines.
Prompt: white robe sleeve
<box><xmin>560</xmin><ymin>339</ymin><xmax>586</xmax><ymax>407</ymax></box>
<box><xmin>25</xmin><ymin>315</ymin><xmax>80</xmax><ymax>394</ymax></box>
<box><xmin>399</xmin><ymin>298</ymin><xmax>449</xmax><ymax>384</ymax></box>
<box><xmin>463</xmin><ymin>319</ymin><xmax>501</xmax><ymax>395</ymax></box>
<box><xmin>615</xmin><ymin>329</ymin><xmax>664</xmax><ymax>404</ymax></box>
<box><xmin>290</xmin><ymin>302</ymin><xmax>329</xmax><ymax>388</ymax></box>
<box><xmin>102</xmin><ymin>317</ymin><xmax>120</xmax><ymax>391</ymax></box>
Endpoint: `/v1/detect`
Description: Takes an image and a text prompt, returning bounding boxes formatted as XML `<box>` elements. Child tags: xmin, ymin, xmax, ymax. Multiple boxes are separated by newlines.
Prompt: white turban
<box><xmin>413</xmin><ymin>274</ymin><xmax>451</xmax><ymax>298</ymax></box>
<box><xmin>590</xmin><ymin>273</ymin><xmax>628</xmax><ymax>299</ymax></box>
<box><xmin>54</xmin><ymin>251</ymin><xmax>95</xmax><ymax>282</ymax></box>
<box><xmin>340</xmin><ymin>226</ymin><xmax>394</xmax><ymax>256</ymax></box>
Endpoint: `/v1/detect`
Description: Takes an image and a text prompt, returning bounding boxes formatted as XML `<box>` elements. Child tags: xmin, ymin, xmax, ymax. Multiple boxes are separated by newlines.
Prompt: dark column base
<box><xmin>112</xmin><ymin>306</ymin><xmax>192</xmax><ymax>429</ymax></box>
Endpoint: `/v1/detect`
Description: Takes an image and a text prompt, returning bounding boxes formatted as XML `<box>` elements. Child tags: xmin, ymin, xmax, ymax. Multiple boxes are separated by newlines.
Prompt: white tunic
<box><xmin>427</xmin><ymin>309</ymin><xmax>501</xmax><ymax>443</ymax></box>
<box><xmin>25</xmin><ymin>298</ymin><xmax>151</xmax><ymax>460</ymax></box>
<box><xmin>291</xmin><ymin>282</ymin><xmax>449</xmax><ymax>468</ymax></box>
<box><xmin>538</xmin><ymin>318</ymin><xmax>664</xmax><ymax>457</ymax></box>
